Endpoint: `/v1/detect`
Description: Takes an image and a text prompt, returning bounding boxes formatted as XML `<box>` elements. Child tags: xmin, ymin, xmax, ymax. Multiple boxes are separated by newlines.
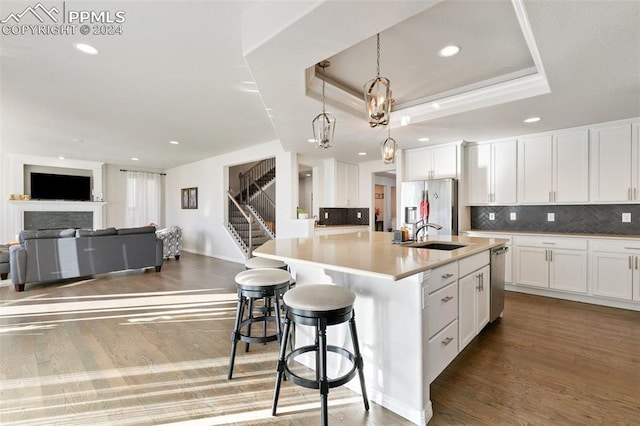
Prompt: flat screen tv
<box><xmin>30</xmin><ymin>172</ymin><xmax>92</xmax><ymax>201</ymax></box>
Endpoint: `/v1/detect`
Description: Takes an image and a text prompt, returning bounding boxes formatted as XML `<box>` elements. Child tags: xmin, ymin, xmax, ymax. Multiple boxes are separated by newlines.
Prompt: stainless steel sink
<box><xmin>407</xmin><ymin>242</ymin><xmax>468</xmax><ymax>251</ymax></box>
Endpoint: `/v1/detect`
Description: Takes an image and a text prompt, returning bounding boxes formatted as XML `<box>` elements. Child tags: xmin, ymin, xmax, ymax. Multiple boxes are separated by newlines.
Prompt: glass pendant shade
<box><xmin>312</xmin><ymin>112</ymin><xmax>336</xmax><ymax>149</ymax></box>
<box><xmin>311</xmin><ymin>60</ymin><xmax>335</xmax><ymax>149</ymax></box>
<box><xmin>380</xmin><ymin>133</ymin><xmax>398</xmax><ymax>164</ymax></box>
<box><xmin>364</xmin><ymin>77</ymin><xmax>392</xmax><ymax>127</ymax></box>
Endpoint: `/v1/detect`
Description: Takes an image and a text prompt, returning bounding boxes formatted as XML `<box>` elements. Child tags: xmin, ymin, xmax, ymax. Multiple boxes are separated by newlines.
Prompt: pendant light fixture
<box><xmin>312</xmin><ymin>61</ymin><xmax>335</xmax><ymax>149</ymax></box>
<box><xmin>380</xmin><ymin>126</ymin><xmax>398</xmax><ymax>164</ymax></box>
<box><xmin>364</xmin><ymin>33</ymin><xmax>392</xmax><ymax>128</ymax></box>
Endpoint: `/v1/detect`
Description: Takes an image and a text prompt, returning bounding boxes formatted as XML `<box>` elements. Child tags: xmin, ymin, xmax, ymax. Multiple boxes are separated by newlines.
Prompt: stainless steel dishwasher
<box><xmin>490</xmin><ymin>245</ymin><xmax>509</xmax><ymax>322</ymax></box>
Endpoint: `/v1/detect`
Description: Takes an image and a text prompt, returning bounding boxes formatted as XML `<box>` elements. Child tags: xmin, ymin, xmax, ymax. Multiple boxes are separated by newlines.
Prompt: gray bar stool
<box><xmin>228</xmin><ymin>267</ymin><xmax>291</xmax><ymax>380</ymax></box>
<box><xmin>272</xmin><ymin>284</ymin><xmax>369</xmax><ymax>425</ymax></box>
<box><xmin>245</xmin><ymin>256</ymin><xmax>287</xmax><ymax>270</ymax></box>
<box><xmin>244</xmin><ymin>256</ymin><xmax>292</xmax><ymax>347</ymax></box>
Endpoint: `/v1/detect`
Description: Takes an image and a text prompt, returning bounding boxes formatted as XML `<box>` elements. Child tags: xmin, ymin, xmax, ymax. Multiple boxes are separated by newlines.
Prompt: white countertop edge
<box><xmin>465</xmin><ymin>229</ymin><xmax>640</xmax><ymax>240</ymax></box>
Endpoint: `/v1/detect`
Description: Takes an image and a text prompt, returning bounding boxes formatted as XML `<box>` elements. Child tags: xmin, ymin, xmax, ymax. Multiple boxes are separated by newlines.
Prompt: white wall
<box><xmin>165</xmin><ymin>140</ymin><xmax>303</xmax><ymax>265</ymax></box>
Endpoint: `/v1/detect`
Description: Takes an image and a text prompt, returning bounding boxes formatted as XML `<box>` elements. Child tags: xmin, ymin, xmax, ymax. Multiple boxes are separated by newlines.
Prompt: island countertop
<box><xmin>253</xmin><ymin>231</ymin><xmax>508</xmax><ymax>281</ymax></box>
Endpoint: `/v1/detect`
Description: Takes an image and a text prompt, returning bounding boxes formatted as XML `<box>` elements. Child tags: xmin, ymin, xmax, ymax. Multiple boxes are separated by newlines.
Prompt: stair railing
<box><xmin>227</xmin><ymin>191</ymin><xmax>252</xmax><ymax>254</ymax></box>
<box><xmin>240</xmin><ymin>157</ymin><xmax>275</xmax><ymax>203</ymax></box>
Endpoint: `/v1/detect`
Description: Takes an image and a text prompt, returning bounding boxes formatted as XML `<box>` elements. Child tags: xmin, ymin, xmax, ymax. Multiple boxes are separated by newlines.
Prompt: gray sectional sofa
<box><xmin>9</xmin><ymin>226</ymin><xmax>163</xmax><ymax>292</ymax></box>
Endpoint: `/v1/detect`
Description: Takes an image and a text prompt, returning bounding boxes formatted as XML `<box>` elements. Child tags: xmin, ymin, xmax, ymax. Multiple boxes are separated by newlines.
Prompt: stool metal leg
<box><xmin>244</xmin><ymin>297</ymin><xmax>254</xmax><ymax>352</ymax></box>
<box><xmin>272</xmin><ymin>317</ymin><xmax>292</xmax><ymax>416</ymax></box>
<box><xmin>349</xmin><ymin>311</ymin><xmax>370</xmax><ymax>411</ymax></box>
<box><xmin>228</xmin><ymin>294</ymin><xmax>246</xmax><ymax>380</ymax></box>
<box><xmin>318</xmin><ymin>317</ymin><xmax>329</xmax><ymax>426</ymax></box>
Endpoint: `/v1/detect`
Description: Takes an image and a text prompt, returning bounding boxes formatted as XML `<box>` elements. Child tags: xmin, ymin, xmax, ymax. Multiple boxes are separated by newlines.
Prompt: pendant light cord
<box><xmin>376</xmin><ymin>33</ymin><xmax>381</xmax><ymax>78</ymax></box>
<box><xmin>321</xmin><ymin>64</ymin><xmax>326</xmax><ymax>114</ymax></box>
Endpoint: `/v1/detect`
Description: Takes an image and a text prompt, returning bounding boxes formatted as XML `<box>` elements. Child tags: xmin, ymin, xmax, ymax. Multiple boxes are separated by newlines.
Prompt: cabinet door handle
<box><xmin>542</xmin><ymin>242</ymin><xmax>556</xmax><ymax>245</ymax></box>
<box><xmin>441</xmin><ymin>296</ymin><xmax>454</xmax><ymax>303</ymax></box>
<box><xmin>629</xmin><ymin>256</ymin><xmax>633</xmax><ymax>270</ymax></box>
<box><xmin>442</xmin><ymin>336</ymin><xmax>454</xmax><ymax>346</ymax></box>
<box><xmin>549</xmin><ymin>250</ymin><xmax>553</xmax><ymax>262</ymax></box>
<box><xmin>442</xmin><ymin>273</ymin><xmax>454</xmax><ymax>279</ymax></box>
<box><xmin>549</xmin><ymin>191</ymin><xmax>552</xmax><ymax>202</ymax></box>
<box><xmin>636</xmin><ymin>256</ymin><xmax>638</xmax><ymax>270</ymax></box>
<box><xmin>545</xmin><ymin>250</ymin><xmax>548</xmax><ymax>261</ymax></box>
<box><xmin>624</xmin><ymin>247</ymin><xmax>640</xmax><ymax>250</ymax></box>
<box><xmin>629</xmin><ymin>188</ymin><xmax>633</xmax><ymax>201</ymax></box>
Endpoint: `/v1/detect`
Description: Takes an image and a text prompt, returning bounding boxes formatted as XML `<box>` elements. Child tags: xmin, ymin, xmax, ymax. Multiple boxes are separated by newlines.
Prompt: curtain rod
<box><xmin>120</xmin><ymin>169</ymin><xmax>167</xmax><ymax>176</ymax></box>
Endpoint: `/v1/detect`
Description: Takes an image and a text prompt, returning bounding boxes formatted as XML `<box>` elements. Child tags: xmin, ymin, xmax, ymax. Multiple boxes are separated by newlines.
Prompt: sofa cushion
<box><xmin>76</xmin><ymin>227</ymin><xmax>117</xmax><ymax>237</ymax></box>
<box><xmin>117</xmin><ymin>226</ymin><xmax>156</xmax><ymax>235</ymax></box>
<box><xmin>20</xmin><ymin>228</ymin><xmax>76</xmax><ymax>242</ymax></box>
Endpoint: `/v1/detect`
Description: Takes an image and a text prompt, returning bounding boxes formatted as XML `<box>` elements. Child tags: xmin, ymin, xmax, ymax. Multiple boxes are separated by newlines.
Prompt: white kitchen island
<box><xmin>253</xmin><ymin>231</ymin><xmax>507</xmax><ymax>425</ymax></box>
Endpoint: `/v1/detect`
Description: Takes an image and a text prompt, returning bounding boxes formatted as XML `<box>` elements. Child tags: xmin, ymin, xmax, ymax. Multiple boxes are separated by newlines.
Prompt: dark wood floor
<box><xmin>1</xmin><ymin>252</ymin><xmax>639</xmax><ymax>425</ymax></box>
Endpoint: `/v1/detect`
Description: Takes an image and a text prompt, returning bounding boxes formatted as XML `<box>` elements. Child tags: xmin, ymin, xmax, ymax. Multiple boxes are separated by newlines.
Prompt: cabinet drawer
<box><xmin>428</xmin><ymin>282</ymin><xmax>458</xmax><ymax>337</ymax></box>
<box><xmin>514</xmin><ymin>236</ymin><xmax>587</xmax><ymax>250</ymax></box>
<box><xmin>425</xmin><ymin>262</ymin><xmax>458</xmax><ymax>293</ymax></box>
<box><xmin>428</xmin><ymin>319</ymin><xmax>458</xmax><ymax>383</ymax></box>
<box><xmin>459</xmin><ymin>251</ymin><xmax>490</xmax><ymax>277</ymax></box>
<box><xmin>591</xmin><ymin>238</ymin><xmax>640</xmax><ymax>253</ymax></box>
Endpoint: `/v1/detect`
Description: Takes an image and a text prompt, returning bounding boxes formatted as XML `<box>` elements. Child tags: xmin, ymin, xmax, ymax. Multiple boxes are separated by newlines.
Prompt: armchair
<box><xmin>156</xmin><ymin>226</ymin><xmax>182</xmax><ymax>260</ymax></box>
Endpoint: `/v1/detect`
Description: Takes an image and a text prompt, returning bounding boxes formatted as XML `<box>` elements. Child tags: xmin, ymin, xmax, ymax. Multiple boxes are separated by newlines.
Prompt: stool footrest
<box><xmin>237</xmin><ymin>316</ymin><xmax>280</xmax><ymax>344</ymax></box>
<box><xmin>284</xmin><ymin>344</ymin><xmax>357</xmax><ymax>390</ymax></box>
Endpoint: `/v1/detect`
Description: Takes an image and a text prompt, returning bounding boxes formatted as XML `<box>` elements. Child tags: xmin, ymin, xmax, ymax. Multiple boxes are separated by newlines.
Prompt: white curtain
<box><xmin>125</xmin><ymin>171</ymin><xmax>161</xmax><ymax>227</ymax></box>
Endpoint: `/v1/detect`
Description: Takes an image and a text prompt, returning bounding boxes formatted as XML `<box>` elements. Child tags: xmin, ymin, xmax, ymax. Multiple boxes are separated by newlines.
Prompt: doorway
<box><xmin>373</xmin><ymin>171</ymin><xmax>396</xmax><ymax>232</ymax></box>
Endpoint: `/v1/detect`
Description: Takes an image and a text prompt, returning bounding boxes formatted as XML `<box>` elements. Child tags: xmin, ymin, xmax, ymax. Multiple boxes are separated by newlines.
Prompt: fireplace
<box><xmin>8</xmin><ymin>200</ymin><xmax>106</xmax><ymax>235</ymax></box>
<box><xmin>23</xmin><ymin>211</ymin><xmax>93</xmax><ymax>230</ymax></box>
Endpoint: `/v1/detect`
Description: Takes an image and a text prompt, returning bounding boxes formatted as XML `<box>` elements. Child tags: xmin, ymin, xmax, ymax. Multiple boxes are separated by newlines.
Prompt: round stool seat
<box><xmin>283</xmin><ymin>284</ymin><xmax>355</xmax><ymax>312</ymax></box>
<box><xmin>245</xmin><ymin>257</ymin><xmax>287</xmax><ymax>270</ymax></box>
<box><xmin>235</xmin><ymin>268</ymin><xmax>291</xmax><ymax>290</ymax></box>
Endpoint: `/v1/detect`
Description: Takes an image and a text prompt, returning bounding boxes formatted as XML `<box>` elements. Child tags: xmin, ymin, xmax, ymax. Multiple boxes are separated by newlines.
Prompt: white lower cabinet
<box><xmin>458</xmin><ymin>263</ymin><xmax>490</xmax><ymax>351</ymax></box>
<box><xmin>426</xmin><ymin>263</ymin><xmax>458</xmax><ymax>382</ymax></box>
<box><xmin>428</xmin><ymin>320</ymin><xmax>458</xmax><ymax>383</ymax></box>
<box><xmin>591</xmin><ymin>239</ymin><xmax>640</xmax><ymax>301</ymax></box>
<box><xmin>514</xmin><ymin>236</ymin><xmax>588</xmax><ymax>293</ymax></box>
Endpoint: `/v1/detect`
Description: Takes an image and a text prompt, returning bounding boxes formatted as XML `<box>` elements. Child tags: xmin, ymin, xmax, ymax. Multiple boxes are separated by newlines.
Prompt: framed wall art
<box><xmin>181</xmin><ymin>187</ymin><xmax>198</xmax><ymax>209</ymax></box>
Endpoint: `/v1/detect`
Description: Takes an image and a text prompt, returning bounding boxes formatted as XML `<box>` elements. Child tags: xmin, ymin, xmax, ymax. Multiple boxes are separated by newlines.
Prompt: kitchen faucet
<box><xmin>414</xmin><ymin>222</ymin><xmax>443</xmax><ymax>241</ymax></box>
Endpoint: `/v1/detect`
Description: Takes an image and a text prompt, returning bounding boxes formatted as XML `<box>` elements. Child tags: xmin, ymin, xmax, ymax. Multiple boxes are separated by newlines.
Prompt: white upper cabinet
<box><xmin>517</xmin><ymin>130</ymin><xmax>589</xmax><ymax>204</ymax></box>
<box><xmin>324</xmin><ymin>159</ymin><xmax>358</xmax><ymax>207</ymax></box>
<box><xmin>336</xmin><ymin>161</ymin><xmax>358</xmax><ymax>207</ymax></box>
<box><xmin>404</xmin><ymin>144</ymin><xmax>457</xmax><ymax>181</ymax></box>
<box><xmin>554</xmin><ymin>131</ymin><xmax>589</xmax><ymax>203</ymax></box>
<box><xmin>466</xmin><ymin>139</ymin><xmax>517</xmax><ymax>205</ymax></box>
<box><xmin>590</xmin><ymin>123</ymin><xmax>637</xmax><ymax>202</ymax></box>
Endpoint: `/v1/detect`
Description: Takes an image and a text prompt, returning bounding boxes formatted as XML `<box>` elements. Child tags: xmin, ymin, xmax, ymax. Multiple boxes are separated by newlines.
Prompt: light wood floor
<box><xmin>1</xmin><ymin>252</ymin><xmax>639</xmax><ymax>425</ymax></box>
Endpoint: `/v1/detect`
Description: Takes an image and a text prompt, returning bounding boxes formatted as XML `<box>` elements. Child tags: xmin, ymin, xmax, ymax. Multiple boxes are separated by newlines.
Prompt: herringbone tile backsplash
<box><xmin>319</xmin><ymin>207</ymin><xmax>369</xmax><ymax>225</ymax></box>
<box><xmin>471</xmin><ymin>205</ymin><xmax>640</xmax><ymax>235</ymax></box>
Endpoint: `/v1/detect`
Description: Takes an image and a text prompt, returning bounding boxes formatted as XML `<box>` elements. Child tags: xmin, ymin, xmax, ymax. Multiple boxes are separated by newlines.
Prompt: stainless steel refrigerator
<box><xmin>400</xmin><ymin>178</ymin><xmax>458</xmax><ymax>239</ymax></box>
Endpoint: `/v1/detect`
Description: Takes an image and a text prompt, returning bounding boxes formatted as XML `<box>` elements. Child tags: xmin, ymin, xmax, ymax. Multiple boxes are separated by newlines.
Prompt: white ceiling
<box><xmin>1</xmin><ymin>0</ymin><xmax>639</xmax><ymax>170</ymax></box>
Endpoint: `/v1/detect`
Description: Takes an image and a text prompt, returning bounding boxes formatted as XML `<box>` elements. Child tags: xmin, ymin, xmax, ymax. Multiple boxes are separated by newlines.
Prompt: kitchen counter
<box><xmin>254</xmin><ymin>231</ymin><xmax>508</xmax><ymax>280</ymax></box>
<box><xmin>254</xmin><ymin>231</ymin><xmax>507</xmax><ymax>425</ymax></box>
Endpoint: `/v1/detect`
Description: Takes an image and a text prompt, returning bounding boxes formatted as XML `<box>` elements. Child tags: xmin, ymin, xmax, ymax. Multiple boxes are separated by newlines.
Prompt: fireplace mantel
<box><xmin>9</xmin><ymin>200</ymin><xmax>107</xmax><ymax>234</ymax></box>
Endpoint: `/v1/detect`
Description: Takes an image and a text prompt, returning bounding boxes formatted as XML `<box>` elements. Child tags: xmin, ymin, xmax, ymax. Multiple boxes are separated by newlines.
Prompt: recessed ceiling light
<box><xmin>131</xmin><ymin>157</ymin><xmax>139</xmax><ymax>161</ymax></box>
<box><xmin>439</xmin><ymin>45</ymin><xmax>461</xmax><ymax>57</ymax></box>
<box><xmin>307</xmin><ymin>138</ymin><xmax>317</xmax><ymax>143</ymax></box>
<box><xmin>73</xmin><ymin>43</ymin><xmax>99</xmax><ymax>55</ymax></box>
<box><xmin>418</xmin><ymin>137</ymin><xmax>430</xmax><ymax>142</ymax></box>
<box><xmin>58</xmin><ymin>156</ymin><xmax>65</xmax><ymax>160</ymax></box>
<box><xmin>306</xmin><ymin>173</ymin><xmax>311</xmax><ymax>177</ymax></box>
<box><xmin>169</xmin><ymin>140</ymin><xmax>180</xmax><ymax>145</ymax></box>
<box><xmin>432</xmin><ymin>102</ymin><xmax>441</xmax><ymax>110</ymax></box>
<box><xmin>358</xmin><ymin>152</ymin><xmax>367</xmax><ymax>156</ymax></box>
<box><xmin>524</xmin><ymin>117</ymin><xmax>541</xmax><ymax>123</ymax></box>
<box><xmin>400</xmin><ymin>116</ymin><xmax>411</xmax><ymax>126</ymax></box>
<box><xmin>73</xmin><ymin>138</ymin><xmax>84</xmax><ymax>143</ymax></box>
